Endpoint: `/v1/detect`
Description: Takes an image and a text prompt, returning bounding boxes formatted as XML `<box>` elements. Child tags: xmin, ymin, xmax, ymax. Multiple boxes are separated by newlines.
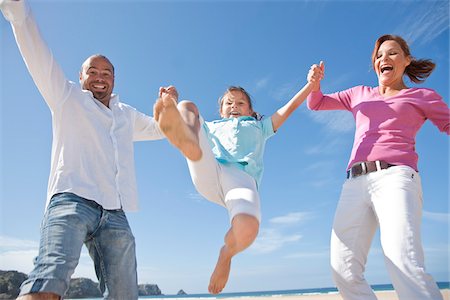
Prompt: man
<box><xmin>1</xmin><ymin>0</ymin><xmax>165</xmax><ymax>299</ymax></box>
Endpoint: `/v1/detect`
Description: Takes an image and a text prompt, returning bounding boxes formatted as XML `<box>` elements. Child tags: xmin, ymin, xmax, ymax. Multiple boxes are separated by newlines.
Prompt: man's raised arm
<box><xmin>1</xmin><ymin>0</ymin><xmax>71</xmax><ymax>111</ymax></box>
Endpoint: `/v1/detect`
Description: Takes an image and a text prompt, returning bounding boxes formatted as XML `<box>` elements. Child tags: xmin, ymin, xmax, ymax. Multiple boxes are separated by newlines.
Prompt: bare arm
<box><xmin>270</xmin><ymin>82</ymin><xmax>313</xmax><ymax>132</ymax></box>
<box><xmin>270</xmin><ymin>62</ymin><xmax>324</xmax><ymax>131</ymax></box>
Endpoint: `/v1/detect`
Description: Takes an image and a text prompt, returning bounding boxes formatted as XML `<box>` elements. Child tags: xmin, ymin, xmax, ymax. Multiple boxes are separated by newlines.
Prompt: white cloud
<box><xmin>301</xmin><ymin>161</ymin><xmax>342</xmax><ymax>190</ymax></box>
<box><xmin>303</xmin><ymin>161</ymin><xmax>336</xmax><ymax>172</ymax></box>
<box><xmin>137</xmin><ymin>266</ymin><xmax>162</xmax><ymax>284</ymax></box>
<box><xmin>0</xmin><ymin>236</ymin><xmax>38</xmax><ymax>250</ymax></box>
<box><xmin>323</xmin><ymin>72</ymin><xmax>354</xmax><ymax>92</ymax></box>
<box><xmin>423</xmin><ymin>245</ymin><xmax>450</xmax><ymax>254</ymax></box>
<box><xmin>396</xmin><ymin>1</ymin><xmax>449</xmax><ymax>46</ymax></box>
<box><xmin>0</xmin><ymin>250</ymin><xmax>37</xmax><ymax>273</ymax></box>
<box><xmin>307</xmin><ymin>110</ymin><xmax>354</xmax><ymax>133</ymax></box>
<box><xmin>254</xmin><ymin>76</ymin><xmax>270</xmax><ymax>91</ymax></box>
<box><xmin>0</xmin><ymin>236</ymin><xmax>39</xmax><ymax>274</ymax></box>
<box><xmin>304</xmin><ymin>135</ymin><xmax>350</xmax><ymax>156</ymax></box>
<box><xmin>284</xmin><ymin>250</ymin><xmax>328</xmax><ymax>259</ymax></box>
<box><xmin>0</xmin><ymin>235</ymin><xmax>97</xmax><ymax>281</ymax></box>
<box><xmin>187</xmin><ymin>192</ymin><xmax>204</xmax><ymax>203</ymax></box>
<box><xmin>249</xmin><ymin>211</ymin><xmax>316</xmax><ymax>254</ymax></box>
<box><xmin>269</xmin><ymin>212</ymin><xmax>313</xmax><ymax>225</ymax></box>
<box><xmin>271</xmin><ymin>82</ymin><xmax>296</xmax><ymax>102</ymax></box>
<box><xmin>423</xmin><ymin>210</ymin><xmax>449</xmax><ymax>223</ymax></box>
<box><xmin>0</xmin><ymin>237</ymin><xmax>162</xmax><ymax>285</ymax></box>
<box><xmin>250</xmin><ymin>228</ymin><xmax>302</xmax><ymax>254</ymax></box>
<box><xmin>309</xmin><ymin>179</ymin><xmax>334</xmax><ymax>189</ymax></box>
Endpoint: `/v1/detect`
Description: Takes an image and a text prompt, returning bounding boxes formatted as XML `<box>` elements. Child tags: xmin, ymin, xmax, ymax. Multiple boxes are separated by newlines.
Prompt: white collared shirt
<box><xmin>2</xmin><ymin>0</ymin><xmax>165</xmax><ymax>211</ymax></box>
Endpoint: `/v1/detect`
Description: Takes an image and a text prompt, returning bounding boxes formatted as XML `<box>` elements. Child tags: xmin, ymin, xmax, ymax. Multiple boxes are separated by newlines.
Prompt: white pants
<box><xmin>331</xmin><ymin>165</ymin><xmax>442</xmax><ymax>300</ymax></box>
<box><xmin>186</xmin><ymin>118</ymin><xmax>261</xmax><ymax>223</ymax></box>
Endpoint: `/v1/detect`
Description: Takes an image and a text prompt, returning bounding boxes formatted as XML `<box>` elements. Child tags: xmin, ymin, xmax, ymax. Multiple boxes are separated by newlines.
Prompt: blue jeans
<box><xmin>19</xmin><ymin>193</ymin><xmax>138</xmax><ymax>299</ymax></box>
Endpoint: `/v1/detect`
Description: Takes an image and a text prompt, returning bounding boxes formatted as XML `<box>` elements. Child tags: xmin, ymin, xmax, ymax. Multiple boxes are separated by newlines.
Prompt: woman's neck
<box><xmin>378</xmin><ymin>82</ymin><xmax>408</xmax><ymax>97</ymax></box>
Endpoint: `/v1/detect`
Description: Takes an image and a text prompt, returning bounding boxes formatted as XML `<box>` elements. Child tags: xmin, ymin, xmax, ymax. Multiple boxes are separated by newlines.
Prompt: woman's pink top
<box><xmin>307</xmin><ymin>86</ymin><xmax>450</xmax><ymax>171</ymax></box>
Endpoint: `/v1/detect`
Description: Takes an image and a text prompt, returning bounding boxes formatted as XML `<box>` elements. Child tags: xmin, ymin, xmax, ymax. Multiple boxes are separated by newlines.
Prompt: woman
<box><xmin>307</xmin><ymin>34</ymin><xmax>448</xmax><ymax>299</ymax></box>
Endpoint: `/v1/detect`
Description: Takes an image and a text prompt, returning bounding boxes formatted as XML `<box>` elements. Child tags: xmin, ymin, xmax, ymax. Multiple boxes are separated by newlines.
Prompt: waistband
<box><xmin>347</xmin><ymin>161</ymin><xmax>395</xmax><ymax>179</ymax></box>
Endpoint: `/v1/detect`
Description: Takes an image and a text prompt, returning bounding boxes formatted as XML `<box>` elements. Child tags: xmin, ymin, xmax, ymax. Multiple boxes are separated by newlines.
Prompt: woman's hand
<box><xmin>307</xmin><ymin>61</ymin><xmax>325</xmax><ymax>91</ymax></box>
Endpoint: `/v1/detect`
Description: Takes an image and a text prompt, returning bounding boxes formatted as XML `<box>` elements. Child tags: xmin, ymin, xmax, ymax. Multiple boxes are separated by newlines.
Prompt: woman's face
<box><xmin>374</xmin><ymin>40</ymin><xmax>411</xmax><ymax>87</ymax></box>
<box><xmin>220</xmin><ymin>90</ymin><xmax>253</xmax><ymax>118</ymax></box>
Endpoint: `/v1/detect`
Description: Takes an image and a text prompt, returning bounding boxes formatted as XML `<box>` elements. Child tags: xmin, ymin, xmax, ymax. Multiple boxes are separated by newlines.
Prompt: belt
<box><xmin>347</xmin><ymin>161</ymin><xmax>395</xmax><ymax>179</ymax></box>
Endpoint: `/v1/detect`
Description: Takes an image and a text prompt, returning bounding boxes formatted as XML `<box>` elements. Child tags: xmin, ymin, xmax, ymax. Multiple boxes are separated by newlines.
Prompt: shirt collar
<box><xmin>109</xmin><ymin>93</ymin><xmax>119</xmax><ymax>105</ymax></box>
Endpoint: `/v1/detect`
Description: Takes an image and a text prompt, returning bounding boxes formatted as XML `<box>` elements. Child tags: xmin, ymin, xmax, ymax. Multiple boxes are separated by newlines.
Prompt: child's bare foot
<box><xmin>153</xmin><ymin>94</ymin><xmax>202</xmax><ymax>161</ymax></box>
<box><xmin>208</xmin><ymin>246</ymin><xmax>232</xmax><ymax>294</ymax></box>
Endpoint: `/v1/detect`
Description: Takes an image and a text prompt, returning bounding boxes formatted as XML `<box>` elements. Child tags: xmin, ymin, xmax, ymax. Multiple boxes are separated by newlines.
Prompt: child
<box><xmin>154</xmin><ymin>82</ymin><xmax>313</xmax><ymax>294</ymax></box>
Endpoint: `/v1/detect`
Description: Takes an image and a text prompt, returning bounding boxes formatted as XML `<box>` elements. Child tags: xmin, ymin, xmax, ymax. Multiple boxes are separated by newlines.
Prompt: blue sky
<box><xmin>0</xmin><ymin>0</ymin><xmax>448</xmax><ymax>295</ymax></box>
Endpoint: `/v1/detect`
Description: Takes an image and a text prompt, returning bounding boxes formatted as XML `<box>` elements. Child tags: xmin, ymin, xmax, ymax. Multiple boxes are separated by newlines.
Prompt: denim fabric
<box><xmin>19</xmin><ymin>193</ymin><xmax>138</xmax><ymax>299</ymax></box>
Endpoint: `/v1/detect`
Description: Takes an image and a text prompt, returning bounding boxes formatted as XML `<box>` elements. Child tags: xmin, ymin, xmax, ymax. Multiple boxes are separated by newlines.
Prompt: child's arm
<box><xmin>270</xmin><ymin>82</ymin><xmax>312</xmax><ymax>132</ymax></box>
<box><xmin>270</xmin><ymin>62</ymin><xmax>324</xmax><ymax>131</ymax></box>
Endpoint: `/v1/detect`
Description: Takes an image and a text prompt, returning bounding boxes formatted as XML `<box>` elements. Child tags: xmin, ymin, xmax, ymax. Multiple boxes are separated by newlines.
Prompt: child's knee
<box><xmin>233</xmin><ymin>214</ymin><xmax>259</xmax><ymax>239</ymax></box>
<box><xmin>178</xmin><ymin>100</ymin><xmax>199</xmax><ymax>113</ymax></box>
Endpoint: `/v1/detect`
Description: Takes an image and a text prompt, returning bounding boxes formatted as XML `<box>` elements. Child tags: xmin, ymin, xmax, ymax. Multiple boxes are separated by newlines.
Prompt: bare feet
<box><xmin>16</xmin><ymin>292</ymin><xmax>61</xmax><ymax>300</ymax></box>
<box><xmin>207</xmin><ymin>215</ymin><xmax>259</xmax><ymax>294</ymax></box>
<box><xmin>154</xmin><ymin>92</ymin><xmax>202</xmax><ymax>161</ymax></box>
<box><xmin>208</xmin><ymin>246</ymin><xmax>232</xmax><ymax>294</ymax></box>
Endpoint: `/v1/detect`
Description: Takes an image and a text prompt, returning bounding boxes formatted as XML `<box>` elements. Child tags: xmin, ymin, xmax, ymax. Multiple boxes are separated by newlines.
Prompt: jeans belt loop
<box><xmin>375</xmin><ymin>160</ymin><xmax>381</xmax><ymax>171</ymax></box>
<box><xmin>361</xmin><ymin>162</ymin><xmax>367</xmax><ymax>175</ymax></box>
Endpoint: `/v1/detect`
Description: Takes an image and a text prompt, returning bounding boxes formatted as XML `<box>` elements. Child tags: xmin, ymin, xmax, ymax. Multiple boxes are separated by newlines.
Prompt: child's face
<box><xmin>220</xmin><ymin>90</ymin><xmax>253</xmax><ymax>118</ymax></box>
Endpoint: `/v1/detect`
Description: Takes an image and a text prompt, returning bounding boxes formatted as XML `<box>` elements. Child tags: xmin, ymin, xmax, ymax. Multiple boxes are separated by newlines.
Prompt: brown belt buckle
<box><xmin>348</xmin><ymin>162</ymin><xmax>367</xmax><ymax>179</ymax></box>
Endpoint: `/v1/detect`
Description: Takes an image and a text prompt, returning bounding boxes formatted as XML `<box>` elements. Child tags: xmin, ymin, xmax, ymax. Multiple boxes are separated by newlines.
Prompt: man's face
<box><xmin>79</xmin><ymin>56</ymin><xmax>115</xmax><ymax>106</ymax></box>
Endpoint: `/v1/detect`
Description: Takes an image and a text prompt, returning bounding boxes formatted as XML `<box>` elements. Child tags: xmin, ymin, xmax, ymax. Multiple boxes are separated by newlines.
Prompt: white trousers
<box><xmin>331</xmin><ymin>165</ymin><xmax>442</xmax><ymax>300</ymax></box>
<box><xmin>186</xmin><ymin>118</ymin><xmax>261</xmax><ymax>223</ymax></box>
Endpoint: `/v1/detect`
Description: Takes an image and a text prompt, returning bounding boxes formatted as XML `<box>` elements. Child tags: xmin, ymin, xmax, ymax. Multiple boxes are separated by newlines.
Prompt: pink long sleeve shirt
<box><xmin>307</xmin><ymin>86</ymin><xmax>450</xmax><ymax>171</ymax></box>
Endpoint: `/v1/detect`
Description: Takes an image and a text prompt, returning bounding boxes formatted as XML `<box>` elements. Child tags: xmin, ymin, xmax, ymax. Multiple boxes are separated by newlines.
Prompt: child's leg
<box><xmin>155</xmin><ymin>99</ymin><xmax>261</xmax><ymax>293</ymax></box>
<box><xmin>155</xmin><ymin>97</ymin><xmax>224</xmax><ymax>203</ymax></box>
<box><xmin>209</xmin><ymin>213</ymin><xmax>259</xmax><ymax>295</ymax></box>
<box><xmin>153</xmin><ymin>97</ymin><xmax>202</xmax><ymax>161</ymax></box>
<box><xmin>209</xmin><ymin>166</ymin><xmax>261</xmax><ymax>294</ymax></box>
<box><xmin>184</xmin><ymin>114</ymin><xmax>227</xmax><ymax>205</ymax></box>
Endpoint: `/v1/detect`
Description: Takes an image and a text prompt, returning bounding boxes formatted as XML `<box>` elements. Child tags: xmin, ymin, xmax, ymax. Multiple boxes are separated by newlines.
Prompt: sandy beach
<box><xmin>146</xmin><ymin>289</ymin><xmax>449</xmax><ymax>300</ymax></box>
<box><xmin>217</xmin><ymin>289</ymin><xmax>449</xmax><ymax>300</ymax></box>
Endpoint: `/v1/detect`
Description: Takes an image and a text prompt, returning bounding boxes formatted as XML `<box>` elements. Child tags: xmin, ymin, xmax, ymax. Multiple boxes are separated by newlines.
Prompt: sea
<box><xmin>68</xmin><ymin>282</ymin><xmax>449</xmax><ymax>299</ymax></box>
